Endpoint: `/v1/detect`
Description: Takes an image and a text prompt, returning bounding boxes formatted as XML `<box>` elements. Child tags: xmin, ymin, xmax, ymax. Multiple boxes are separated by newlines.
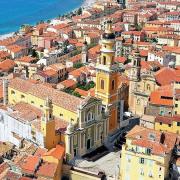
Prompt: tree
<box><xmin>73</xmin><ymin>62</ymin><xmax>84</xmax><ymax>69</ymax></box>
<box><xmin>72</xmin><ymin>91</ymin><xmax>81</xmax><ymax>97</ymax></box>
<box><xmin>77</xmin><ymin>7</ymin><xmax>82</xmax><ymax>15</ymax></box>
<box><xmin>31</xmin><ymin>49</ymin><xmax>39</xmax><ymax>58</ymax></box>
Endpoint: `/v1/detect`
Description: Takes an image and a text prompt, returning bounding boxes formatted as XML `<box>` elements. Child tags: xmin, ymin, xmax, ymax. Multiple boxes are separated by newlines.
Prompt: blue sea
<box><xmin>0</xmin><ymin>0</ymin><xmax>83</xmax><ymax>35</ymax></box>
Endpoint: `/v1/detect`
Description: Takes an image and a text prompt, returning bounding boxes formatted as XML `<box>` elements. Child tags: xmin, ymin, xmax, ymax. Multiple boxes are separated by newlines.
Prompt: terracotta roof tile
<box><xmin>149</xmin><ymin>85</ymin><xmax>173</xmax><ymax>106</ymax></box>
<box><xmin>127</xmin><ymin>125</ymin><xmax>180</xmax><ymax>155</ymax></box>
<box><xmin>10</xmin><ymin>78</ymin><xmax>84</xmax><ymax>112</ymax></box>
<box><xmin>15</xmin><ymin>56</ymin><xmax>36</xmax><ymax>63</ymax></box>
<box><xmin>0</xmin><ymin>59</ymin><xmax>15</xmax><ymax>72</ymax></box>
<box><xmin>36</xmin><ymin>162</ymin><xmax>57</xmax><ymax>178</ymax></box>
<box><xmin>155</xmin><ymin>115</ymin><xmax>180</xmax><ymax>125</ymax></box>
<box><xmin>20</xmin><ymin>155</ymin><xmax>41</xmax><ymax>174</ymax></box>
<box><xmin>44</xmin><ymin>145</ymin><xmax>65</xmax><ymax>160</ymax></box>
<box><xmin>155</xmin><ymin>67</ymin><xmax>179</xmax><ymax>86</ymax></box>
<box><xmin>60</xmin><ymin>79</ymin><xmax>76</xmax><ymax>88</ymax></box>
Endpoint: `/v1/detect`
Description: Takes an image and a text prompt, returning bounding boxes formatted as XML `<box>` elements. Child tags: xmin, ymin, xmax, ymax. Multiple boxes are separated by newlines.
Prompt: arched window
<box><xmin>88</xmin><ymin>113</ymin><xmax>91</xmax><ymax>121</ymax></box>
<box><xmin>112</xmin><ymin>80</ymin><xmax>115</xmax><ymax>90</ymax></box>
<box><xmin>147</xmin><ymin>84</ymin><xmax>151</xmax><ymax>91</ymax></box>
<box><xmin>103</xmin><ymin>56</ymin><xmax>106</xmax><ymax>65</ymax></box>
<box><xmin>101</xmin><ymin>80</ymin><xmax>104</xmax><ymax>89</ymax></box>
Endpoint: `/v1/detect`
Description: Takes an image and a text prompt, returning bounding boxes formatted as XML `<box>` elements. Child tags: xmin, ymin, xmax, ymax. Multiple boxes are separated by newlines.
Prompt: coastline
<box><xmin>0</xmin><ymin>32</ymin><xmax>15</xmax><ymax>40</ymax></box>
<box><xmin>0</xmin><ymin>0</ymin><xmax>96</xmax><ymax>40</ymax></box>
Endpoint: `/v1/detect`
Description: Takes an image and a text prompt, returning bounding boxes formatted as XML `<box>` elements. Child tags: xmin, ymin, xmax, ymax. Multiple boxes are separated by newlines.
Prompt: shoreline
<box><xmin>0</xmin><ymin>0</ymin><xmax>96</xmax><ymax>40</ymax></box>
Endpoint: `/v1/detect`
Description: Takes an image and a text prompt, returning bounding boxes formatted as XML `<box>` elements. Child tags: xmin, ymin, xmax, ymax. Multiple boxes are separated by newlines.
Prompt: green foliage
<box><xmin>72</xmin><ymin>91</ymin><xmax>81</xmax><ymax>97</ymax></box>
<box><xmin>31</xmin><ymin>49</ymin><xmax>39</xmax><ymax>58</ymax></box>
<box><xmin>77</xmin><ymin>7</ymin><xmax>82</xmax><ymax>15</ymax></box>
<box><xmin>64</xmin><ymin>88</ymin><xmax>81</xmax><ymax>98</ymax></box>
<box><xmin>64</xmin><ymin>88</ymin><xmax>74</xmax><ymax>94</ymax></box>
<box><xmin>135</xmin><ymin>24</ymin><xmax>142</xmax><ymax>31</ymax></box>
<box><xmin>73</xmin><ymin>62</ymin><xmax>84</xmax><ymax>69</ymax></box>
<box><xmin>70</xmin><ymin>49</ymin><xmax>81</xmax><ymax>57</ymax></box>
<box><xmin>88</xmin><ymin>43</ymin><xmax>97</xmax><ymax>50</ymax></box>
<box><xmin>77</xmin><ymin>81</ymin><xmax>95</xmax><ymax>91</ymax></box>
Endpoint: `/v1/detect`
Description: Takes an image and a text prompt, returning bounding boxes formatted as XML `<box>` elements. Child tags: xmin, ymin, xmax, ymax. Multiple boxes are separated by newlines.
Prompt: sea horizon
<box><xmin>0</xmin><ymin>0</ymin><xmax>84</xmax><ymax>36</ymax></box>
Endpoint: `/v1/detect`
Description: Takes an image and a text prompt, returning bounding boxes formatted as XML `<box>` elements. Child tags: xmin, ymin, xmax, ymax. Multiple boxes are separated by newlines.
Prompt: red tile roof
<box><xmin>115</xmin><ymin>56</ymin><xmax>127</xmax><ymax>64</ymax></box>
<box><xmin>60</xmin><ymin>79</ymin><xmax>76</xmax><ymax>88</ymax></box>
<box><xmin>155</xmin><ymin>67</ymin><xmax>180</xmax><ymax>86</ymax></box>
<box><xmin>44</xmin><ymin>145</ymin><xmax>65</xmax><ymax>160</ymax></box>
<box><xmin>9</xmin><ymin>78</ymin><xmax>84</xmax><ymax>112</ymax></box>
<box><xmin>0</xmin><ymin>59</ymin><xmax>15</xmax><ymax>72</ymax></box>
<box><xmin>36</xmin><ymin>162</ymin><xmax>57</xmax><ymax>178</ymax></box>
<box><xmin>155</xmin><ymin>115</ymin><xmax>180</xmax><ymax>125</ymax></box>
<box><xmin>149</xmin><ymin>85</ymin><xmax>173</xmax><ymax>106</ymax></box>
<box><xmin>127</xmin><ymin>125</ymin><xmax>180</xmax><ymax>155</ymax></box>
<box><xmin>75</xmin><ymin>88</ymin><xmax>95</xmax><ymax>97</ymax></box>
<box><xmin>20</xmin><ymin>155</ymin><xmax>40</xmax><ymax>174</ymax></box>
<box><xmin>15</xmin><ymin>56</ymin><xmax>36</xmax><ymax>63</ymax></box>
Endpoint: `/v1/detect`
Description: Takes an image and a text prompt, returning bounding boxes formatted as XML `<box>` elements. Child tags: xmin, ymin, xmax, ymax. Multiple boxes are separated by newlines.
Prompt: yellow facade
<box><xmin>8</xmin><ymin>78</ymin><xmax>108</xmax><ymax>159</ymax></box>
<box><xmin>8</xmin><ymin>87</ymin><xmax>78</xmax><ymax>123</ymax></box>
<box><xmin>95</xmin><ymin>21</ymin><xmax>119</xmax><ymax>133</ymax></box>
<box><xmin>119</xmin><ymin>126</ymin><xmax>179</xmax><ymax>180</ymax></box>
<box><xmin>8</xmin><ymin>87</ymin><xmax>77</xmax><ymax>150</ymax></box>
<box><xmin>120</xmin><ymin>142</ymin><xmax>170</xmax><ymax>180</ymax></box>
<box><xmin>128</xmin><ymin>52</ymin><xmax>159</xmax><ymax>116</ymax></box>
<box><xmin>155</xmin><ymin>121</ymin><xmax>180</xmax><ymax>134</ymax></box>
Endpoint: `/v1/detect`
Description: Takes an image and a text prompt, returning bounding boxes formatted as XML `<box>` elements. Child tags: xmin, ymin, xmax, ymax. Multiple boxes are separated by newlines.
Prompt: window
<box><xmin>40</xmin><ymin>105</ymin><xmax>43</xmax><ymax>108</ymax></box>
<box><xmin>88</xmin><ymin>113</ymin><xmax>91</xmax><ymax>121</ymax></box>
<box><xmin>112</xmin><ymin>80</ymin><xmax>115</xmax><ymax>90</ymax></box>
<box><xmin>101</xmin><ymin>80</ymin><xmax>104</xmax><ymax>89</ymax></box>
<box><xmin>160</xmin><ymin>122</ymin><xmax>162</xmax><ymax>125</ymax></box>
<box><xmin>21</xmin><ymin>94</ymin><xmax>25</xmax><ymax>99</ymax></box>
<box><xmin>147</xmin><ymin>84</ymin><xmax>151</xmax><ymax>91</ymax></box>
<box><xmin>149</xmin><ymin>133</ymin><xmax>156</xmax><ymax>140</ymax></box>
<box><xmin>146</xmin><ymin>148</ymin><xmax>151</xmax><ymax>155</ymax></box>
<box><xmin>175</xmin><ymin>111</ymin><xmax>177</xmax><ymax>115</ymax></box>
<box><xmin>60</xmin><ymin>113</ymin><xmax>63</xmax><ymax>117</ymax></box>
<box><xmin>49</xmin><ymin>113</ymin><xmax>52</xmax><ymax>119</ymax></box>
<box><xmin>103</xmin><ymin>56</ymin><xmax>106</xmax><ymax>65</ymax></box>
<box><xmin>31</xmin><ymin>101</ymin><xmax>34</xmax><ymax>104</ymax></box>
<box><xmin>139</xmin><ymin>158</ymin><xmax>145</xmax><ymax>164</ymax></box>
<box><xmin>177</xmin><ymin>122</ymin><xmax>180</xmax><ymax>126</ymax></box>
<box><xmin>175</xmin><ymin>104</ymin><xmax>178</xmax><ymax>108</ymax></box>
<box><xmin>11</xmin><ymin>90</ymin><xmax>15</xmax><ymax>95</ymax></box>
<box><xmin>140</xmin><ymin>168</ymin><xmax>144</xmax><ymax>175</ymax></box>
<box><xmin>168</xmin><ymin>124</ymin><xmax>171</xmax><ymax>127</ymax></box>
<box><xmin>149</xmin><ymin>171</ymin><xmax>153</xmax><ymax>178</ymax></box>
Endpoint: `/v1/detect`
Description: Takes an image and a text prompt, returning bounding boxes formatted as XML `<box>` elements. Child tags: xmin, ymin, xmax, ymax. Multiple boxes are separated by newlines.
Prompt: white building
<box><xmin>37</xmin><ymin>53</ymin><xmax>57</xmax><ymax>66</ymax></box>
<box><xmin>0</xmin><ymin>103</ymin><xmax>44</xmax><ymax>148</ymax></box>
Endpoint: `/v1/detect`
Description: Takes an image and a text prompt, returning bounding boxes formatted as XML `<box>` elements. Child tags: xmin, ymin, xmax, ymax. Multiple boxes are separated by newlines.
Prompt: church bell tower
<box><xmin>95</xmin><ymin>20</ymin><xmax>119</xmax><ymax>133</ymax></box>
